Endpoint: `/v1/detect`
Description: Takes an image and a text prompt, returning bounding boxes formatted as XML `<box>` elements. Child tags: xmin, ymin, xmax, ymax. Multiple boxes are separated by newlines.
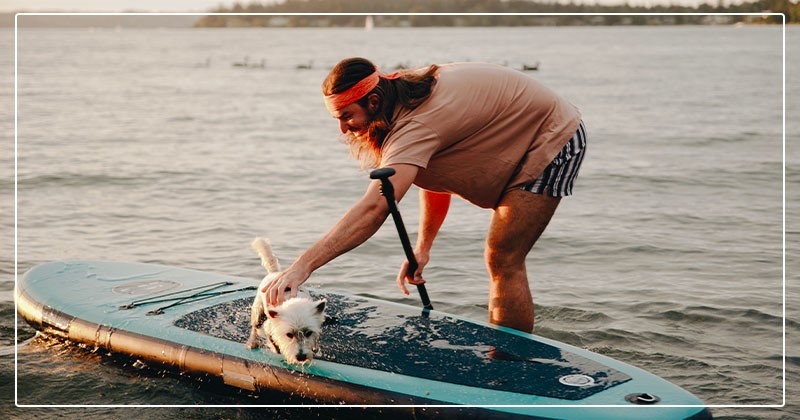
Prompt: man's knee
<box><xmin>484</xmin><ymin>244</ymin><xmax>526</xmax><ymax>277</ymax></box>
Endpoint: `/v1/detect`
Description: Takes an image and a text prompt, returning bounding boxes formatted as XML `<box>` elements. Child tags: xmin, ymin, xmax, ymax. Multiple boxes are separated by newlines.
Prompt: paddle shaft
<box><xmin>370</xmin><ymin>168</ymin><xmax>433</xmax><ymax>310</ymax></box>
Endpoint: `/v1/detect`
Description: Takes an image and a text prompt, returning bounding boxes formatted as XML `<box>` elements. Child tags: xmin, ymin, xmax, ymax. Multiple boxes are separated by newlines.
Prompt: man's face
<box><xmin>331</xmin><ymin>94</ymin><xmax>378</xmax><ymax>135</ymax></box>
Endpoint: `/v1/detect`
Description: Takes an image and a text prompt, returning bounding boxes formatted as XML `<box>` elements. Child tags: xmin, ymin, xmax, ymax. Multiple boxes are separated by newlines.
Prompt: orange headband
<box><xmin>324</xmin><ymin>67</ymin><xmax>400</xmax><ymax>113</ymax></box>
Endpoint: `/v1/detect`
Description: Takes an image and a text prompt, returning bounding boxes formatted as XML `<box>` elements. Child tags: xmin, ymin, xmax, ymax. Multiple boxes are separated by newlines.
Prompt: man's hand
<box><xmin>260</xmin><ymin>265</ymin><xmax>310</xmax><ymax>306</ymax></box>
<box><xmin>396</xmin><ymin>249</ymin><xmax>429</xmax><ymax>295</ymax></box>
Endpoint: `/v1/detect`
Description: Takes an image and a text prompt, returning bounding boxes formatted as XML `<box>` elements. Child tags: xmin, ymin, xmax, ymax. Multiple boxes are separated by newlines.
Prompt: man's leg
<box><xmin>485</xmin><ymin>189</ymin><xmax>561</xmax><ymax>332</ymax></box>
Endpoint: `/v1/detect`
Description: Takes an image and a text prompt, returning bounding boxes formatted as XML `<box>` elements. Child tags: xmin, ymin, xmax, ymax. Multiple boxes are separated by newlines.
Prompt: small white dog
<box><xmin>246</xmin><ymin>238</ymin><xmax>326</xmax><ymax>364</ymax></box>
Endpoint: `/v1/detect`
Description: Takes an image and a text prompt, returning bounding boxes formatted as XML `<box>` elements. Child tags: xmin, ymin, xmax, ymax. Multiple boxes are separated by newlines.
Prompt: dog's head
<box><xmin>265</xmin><ymin>298</ymin><xmax>326</xmax><ymax>364</ymax></box>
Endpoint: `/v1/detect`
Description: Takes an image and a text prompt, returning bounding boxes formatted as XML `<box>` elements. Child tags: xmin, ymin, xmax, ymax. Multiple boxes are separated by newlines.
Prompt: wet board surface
<box><xmin>18</xmin><ymin>261</ymin><xmax>712</xmax><ymax>420</ymax></box>
<box><xmin>176</xmin><ymin>294</ymin><xmax>630</xmax><ymax>400</ymax></box>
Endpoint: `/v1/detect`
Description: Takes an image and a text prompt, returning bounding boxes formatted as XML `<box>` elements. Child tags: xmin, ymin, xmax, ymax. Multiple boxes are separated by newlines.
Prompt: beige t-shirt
<box><xmin>379</xmin><ymin>62</ymin><xmax>582</xmax><ymax>209</ymax></box>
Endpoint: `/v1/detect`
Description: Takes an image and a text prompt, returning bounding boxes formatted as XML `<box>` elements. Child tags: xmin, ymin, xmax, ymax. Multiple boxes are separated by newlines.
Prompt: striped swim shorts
<box><xmin>522</xmin><ymin>120</ymin><xmax>587</xmax><ymax>197</ymax></box>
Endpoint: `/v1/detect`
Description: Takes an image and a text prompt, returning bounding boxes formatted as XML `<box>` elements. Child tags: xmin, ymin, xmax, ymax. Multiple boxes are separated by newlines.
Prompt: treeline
<box><xmin>194</xmin><ymin>0</ymin><xmax>798</xmax><ymax>27</ymax></box>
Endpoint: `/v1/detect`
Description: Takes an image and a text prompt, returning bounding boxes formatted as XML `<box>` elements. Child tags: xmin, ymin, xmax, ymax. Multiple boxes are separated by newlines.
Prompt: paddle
<box><xmin>370</xmin><ymin>168</ymin><xmax>434</xmax><ymax>310</ymax></box>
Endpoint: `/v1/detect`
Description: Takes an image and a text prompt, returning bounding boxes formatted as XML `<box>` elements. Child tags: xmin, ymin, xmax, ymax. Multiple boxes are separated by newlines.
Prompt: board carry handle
<box><xmin>370</xmin><ymin>167</ymin><xmax>434</xmax><ymax>311</ymax></box>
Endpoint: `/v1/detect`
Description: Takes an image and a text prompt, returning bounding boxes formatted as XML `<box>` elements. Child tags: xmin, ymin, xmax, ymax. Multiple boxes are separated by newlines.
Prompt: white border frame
<box><xmin>13</xmin><ymin>11</ymin><xmax>787</xmax><ymax>411</ymax></box>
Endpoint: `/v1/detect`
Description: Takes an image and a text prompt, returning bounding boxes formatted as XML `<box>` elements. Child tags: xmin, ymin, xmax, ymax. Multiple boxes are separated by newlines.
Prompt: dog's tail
<box><xmin>251</xmin><ymin>237</ymin><xmax>281</xmax><ymax>274</ymax></box>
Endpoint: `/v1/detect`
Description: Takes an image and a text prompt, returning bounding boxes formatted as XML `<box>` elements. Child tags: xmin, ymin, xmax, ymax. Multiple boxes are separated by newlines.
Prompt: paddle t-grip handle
<box><xmin>370</xmin><ymin>168</ymin><xmax>433</xmax><ymax>310</ymax></box>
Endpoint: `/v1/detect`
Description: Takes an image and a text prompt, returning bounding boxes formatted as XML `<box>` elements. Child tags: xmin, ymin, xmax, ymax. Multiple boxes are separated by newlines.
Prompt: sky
<box><xmin>1</xmin><ymin>0</ymin><xmax>725</xmax><ymax>13</ymax></box>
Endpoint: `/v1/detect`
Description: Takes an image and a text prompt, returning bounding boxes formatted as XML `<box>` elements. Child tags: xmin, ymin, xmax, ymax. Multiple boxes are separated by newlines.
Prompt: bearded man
<box><xmin>262</xmin><ymin>57</ymin><xmax>586</xmax><ymax>333</ymax></box>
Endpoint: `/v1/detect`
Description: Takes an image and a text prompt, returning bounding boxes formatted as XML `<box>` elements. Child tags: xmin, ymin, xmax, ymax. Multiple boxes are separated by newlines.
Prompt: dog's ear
<box><xmin>267</xmin><ymin>308</ymin><xmax>279</xmax><ymax>318</ymax></box>
<box><xmin>314</xmin><ymin>299</ymin><xmax>326</xmax><ymax>314</ymax></box>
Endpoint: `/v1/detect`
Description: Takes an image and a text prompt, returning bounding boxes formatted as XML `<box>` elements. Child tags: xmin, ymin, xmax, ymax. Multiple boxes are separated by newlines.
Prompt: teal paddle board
<box><xmin>17</xmin><ymin>261</ymin><xmax>712</xmax><ymax>419</ymax></box>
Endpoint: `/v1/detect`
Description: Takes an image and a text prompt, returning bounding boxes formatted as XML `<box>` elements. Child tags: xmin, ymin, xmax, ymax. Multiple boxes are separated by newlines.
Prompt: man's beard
<box><xmin>338</xmin><ymin>125</ymin><xmax>381</xmax><ymax>170</ymax></box>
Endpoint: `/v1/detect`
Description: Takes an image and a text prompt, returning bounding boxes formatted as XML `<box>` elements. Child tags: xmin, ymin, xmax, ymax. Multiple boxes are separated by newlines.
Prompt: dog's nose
<box><xmin>296</xmin><ymin>353</ymin><xmax>308</xmax><ymax>362</ymax></box>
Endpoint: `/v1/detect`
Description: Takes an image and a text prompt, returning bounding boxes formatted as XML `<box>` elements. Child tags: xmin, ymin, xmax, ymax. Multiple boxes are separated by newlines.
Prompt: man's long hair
<box><xmin>322</xmin><ymin>57</ymin><xmax>439</xmax><ymax>169</ymax></box>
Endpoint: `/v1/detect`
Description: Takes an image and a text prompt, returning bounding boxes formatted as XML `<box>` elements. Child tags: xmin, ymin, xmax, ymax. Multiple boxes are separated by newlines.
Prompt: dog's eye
<box><xmin>304</xmin><ymin>330</ymin><xmax>314</xmax><ymax>338</ymax></box>
<box><xmin>286</xmin><ymin>332</ymin><xmax>294</xmax><ymax>339</ymax></box>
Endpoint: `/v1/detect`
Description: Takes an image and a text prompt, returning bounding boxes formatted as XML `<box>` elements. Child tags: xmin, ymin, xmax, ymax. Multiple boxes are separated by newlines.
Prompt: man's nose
<box><xmin>339</xmin><ymin>120</ymin><xmax>349</xmax><ymax>134</ymax></box>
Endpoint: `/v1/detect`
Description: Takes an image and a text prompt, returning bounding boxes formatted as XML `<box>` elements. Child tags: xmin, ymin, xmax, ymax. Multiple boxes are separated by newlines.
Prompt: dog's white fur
<box><xmin>246</xmin><ymin>238</ymin><xmax>326</xmax><ymax>364</ymax></box>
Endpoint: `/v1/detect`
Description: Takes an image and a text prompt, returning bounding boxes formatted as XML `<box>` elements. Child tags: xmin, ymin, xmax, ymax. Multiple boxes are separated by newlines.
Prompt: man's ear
<box><xmin>367</xmin><ymin>93</ymin><xmax>381</xmax><ymax>114</ymax></box>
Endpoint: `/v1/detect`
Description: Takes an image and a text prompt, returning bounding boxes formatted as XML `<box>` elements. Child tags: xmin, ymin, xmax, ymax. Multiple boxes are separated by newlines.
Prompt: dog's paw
<box><xmin>245</xmin><ymin>333</ymin><xmax>261</xmax><ymax>350</ymax></box>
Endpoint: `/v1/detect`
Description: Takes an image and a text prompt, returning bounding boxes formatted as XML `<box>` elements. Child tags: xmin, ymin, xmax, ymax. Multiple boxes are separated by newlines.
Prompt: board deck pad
<box><xmin>175</xmin><ymin>293</ymin><xmax>631</xmax><ymax>400</ymax></box>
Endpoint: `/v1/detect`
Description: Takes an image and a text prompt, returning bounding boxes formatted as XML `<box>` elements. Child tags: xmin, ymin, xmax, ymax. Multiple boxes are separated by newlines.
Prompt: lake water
<box><xmin>2</xmin><ymin>22</ymin><xmax>797</xmax><ymax>419</ymax></box>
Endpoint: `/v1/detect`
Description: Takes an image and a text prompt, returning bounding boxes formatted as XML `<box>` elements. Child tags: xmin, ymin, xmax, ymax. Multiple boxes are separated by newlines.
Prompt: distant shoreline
<box><xmin>1</xmin><ymin>10</ymin><xmax>794</xmax><ymax>29</ymax></box>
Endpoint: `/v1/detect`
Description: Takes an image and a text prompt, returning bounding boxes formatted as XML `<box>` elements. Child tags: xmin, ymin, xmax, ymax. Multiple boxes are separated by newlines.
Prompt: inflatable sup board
<box><xmin>17</xmin><ymin>261</ymin><xmax>711</xmax><ymax>419</ymax></box>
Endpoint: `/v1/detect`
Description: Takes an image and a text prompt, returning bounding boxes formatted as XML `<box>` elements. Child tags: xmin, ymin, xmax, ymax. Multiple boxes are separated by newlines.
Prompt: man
<box><xmin>262</xmin><ymin>57</ymin><xmax>586</xmax><ymax>332</ymax></box>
